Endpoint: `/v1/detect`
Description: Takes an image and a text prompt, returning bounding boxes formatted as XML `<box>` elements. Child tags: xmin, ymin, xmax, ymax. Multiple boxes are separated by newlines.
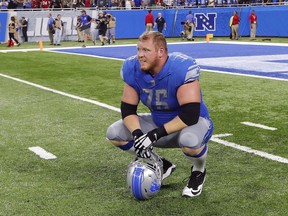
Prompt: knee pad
<box><xmin>178</xmin><ymin>131</ymin><xmax>200</xmax><ymax>149</ymax></box>
<box><xmin>106</xmin><ymin>120</ymin><xmax>131</xmax><ymax>141</ymax></box>
<box><xmin>106</xmin><ymin>124</ymin><xmax>117</xmax><ymax>141</ymax></box>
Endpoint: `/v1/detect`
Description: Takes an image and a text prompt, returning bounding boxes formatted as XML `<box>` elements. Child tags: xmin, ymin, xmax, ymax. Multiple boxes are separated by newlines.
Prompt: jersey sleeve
<box><xmin>120</xmin><ymin>55</ymin><xmax>138</xmax><ymax>87</ymax></box>
<box><xmin>184</xmin><ymin>58</ymin><xmax>200</xmax><ymax>83</ymax></box>
<box><xmin>170</xmin><ymin>52</ymin><xmax>201</xmax><ymax>84</ymax></box>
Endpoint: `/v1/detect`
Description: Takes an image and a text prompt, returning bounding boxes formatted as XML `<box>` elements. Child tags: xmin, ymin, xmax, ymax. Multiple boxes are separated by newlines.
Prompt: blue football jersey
<box><xmin>121</xmin><ymin>52</ymin><xmax>210</xmax><ymax>126</ymax></box>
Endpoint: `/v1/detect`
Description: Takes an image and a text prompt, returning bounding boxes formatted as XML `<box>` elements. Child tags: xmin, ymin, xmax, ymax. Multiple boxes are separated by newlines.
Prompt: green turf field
<box><xmin>0</xmin><ymin>39</ymin><xmax>287</xmax><ymax>215</ymax></box>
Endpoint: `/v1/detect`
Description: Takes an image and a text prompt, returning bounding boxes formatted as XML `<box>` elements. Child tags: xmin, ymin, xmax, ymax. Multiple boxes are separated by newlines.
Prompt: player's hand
<box><xmin>133</xmin><ymin>128</ymin><xmax>160</xmax><ymax>158</ymax></box>
<box><xmin>134</xmin><ymin>132</ymin><xmax>155</xmax><ymax>155</ymax></box>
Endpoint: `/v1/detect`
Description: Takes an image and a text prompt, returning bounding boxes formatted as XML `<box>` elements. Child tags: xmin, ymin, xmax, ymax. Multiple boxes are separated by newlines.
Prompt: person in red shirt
<box><xmin>31</xmin><ymin>0</ymin><xmax>40</xmax><ymax>8</ymax></box>
<box><xmin>145</xmin><ymin>9</ymin><xmax>154</xmax><ymax>32</ymax></box>
<box><xmin>231</xmin><ymin>11</ymin><xmax>240</xmax><ymax>40</ymax></box>
<box><xmin>249</xmin><ymin>10</ymin><xmax>257</xmax><ymax>40</ymax></box>
<box><xmin>41</xmin><ymin>0</ymin><xmax>51</xmax><ymax>9</ymax></box>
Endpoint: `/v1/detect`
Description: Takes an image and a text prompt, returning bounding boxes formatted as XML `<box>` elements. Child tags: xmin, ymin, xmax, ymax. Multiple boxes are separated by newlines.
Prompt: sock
<box><xmin>118</xmin><ymin>140</ymin><xmax>136</xmax><ymax>155</ymax></box>
<box><xmin>184</xmin><ymin>145</ymin><xmax>208</xmax><ymax>173</ymax></box>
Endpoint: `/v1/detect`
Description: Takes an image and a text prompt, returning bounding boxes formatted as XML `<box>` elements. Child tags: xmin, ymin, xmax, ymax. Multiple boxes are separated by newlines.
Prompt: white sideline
<box><xmin>0</xmin><ymin>73</ymin><xmax>120</xmax><ymax>113</ymax></box>
<box><xmin>1</xmin><ymin>73</ymin><xmax>287</xmax><ymax>164</ymax></box>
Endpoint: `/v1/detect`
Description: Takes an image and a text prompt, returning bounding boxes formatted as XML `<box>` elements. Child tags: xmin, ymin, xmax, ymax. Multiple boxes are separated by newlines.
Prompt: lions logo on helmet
<box><xmin>126</xmin><ymin>152</ymin><xmax>163</xmax><ymax>200</ymax></box>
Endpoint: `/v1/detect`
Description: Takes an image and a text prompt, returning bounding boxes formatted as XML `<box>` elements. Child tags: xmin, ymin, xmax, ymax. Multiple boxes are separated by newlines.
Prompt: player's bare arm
<box><xmin>121</xmin><ymin>83</ymin><xmax>141</xmax><ymax>133</ymax></box>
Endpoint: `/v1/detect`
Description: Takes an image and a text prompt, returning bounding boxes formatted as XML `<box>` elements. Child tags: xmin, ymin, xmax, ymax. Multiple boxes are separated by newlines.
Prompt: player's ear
<box><xmin>158</xmin><ymin>47</ymin><xmax>165</xmax><ymax>58</ymax></box>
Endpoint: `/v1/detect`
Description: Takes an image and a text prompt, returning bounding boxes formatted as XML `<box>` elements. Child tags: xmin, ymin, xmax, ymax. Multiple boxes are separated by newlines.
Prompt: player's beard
<box><xmin>139</xmin><ymin>57</ymin><xmax>158</xmax><ymax>75</ymax></box>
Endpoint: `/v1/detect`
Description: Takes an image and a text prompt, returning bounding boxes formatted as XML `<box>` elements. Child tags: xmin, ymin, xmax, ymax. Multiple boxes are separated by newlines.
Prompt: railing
<box><xmin>1</xmin><ymin>1</ymin><xmax>288</xmax><ymax>12</ymax></box>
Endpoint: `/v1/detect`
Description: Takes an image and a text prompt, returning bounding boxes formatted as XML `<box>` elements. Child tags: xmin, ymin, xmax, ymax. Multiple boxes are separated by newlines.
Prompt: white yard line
<box><xmin>211</xmin><ymin>134</ymin><xmax>288</xmax><ymax>164</ymax></box>
<box><xmin>1</xmin><ymin>73</ymin><xmax>287</xmax><ymax>164</ymax></box>
<box><xmin>241</xmin><ymin>122</ymin><xmax>277</xmax><ymax>131</ymax></box>
<box><xmin>28</xmin><ymin>146</ymin><xmax>57</xmax><ymax>160</ymax></box>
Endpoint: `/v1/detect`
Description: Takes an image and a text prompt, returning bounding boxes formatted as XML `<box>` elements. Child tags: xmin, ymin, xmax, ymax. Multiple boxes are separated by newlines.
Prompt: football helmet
<box><xmin>126</xmin><ymin>151</ymin><xmax>163</xmax><ymax>200</ymax></box>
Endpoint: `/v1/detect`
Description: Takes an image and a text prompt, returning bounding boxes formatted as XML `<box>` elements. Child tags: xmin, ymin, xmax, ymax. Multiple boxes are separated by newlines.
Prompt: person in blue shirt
<box><xmin>106</xmin><ymin>31</ymin><xmax>214</xmax><ymax>198</ymax></box>
<box><xmin>80</xmin><ymin>10</ymin><xmax>92</xmax><ymax>48</ymax></box>
<box><xmin>47</xmin><ymin>13</ymin><xmax>55</xmax><ymax>45</ymax></box>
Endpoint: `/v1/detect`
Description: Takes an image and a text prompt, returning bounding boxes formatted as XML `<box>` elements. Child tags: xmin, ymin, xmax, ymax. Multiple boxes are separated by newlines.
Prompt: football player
<box><xmin>106</xmin><ymin>31</ymin><xmax>214</xmax><ymax>197</ymax></box>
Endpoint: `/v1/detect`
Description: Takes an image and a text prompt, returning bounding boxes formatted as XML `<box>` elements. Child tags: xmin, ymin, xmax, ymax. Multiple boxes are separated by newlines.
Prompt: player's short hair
<box><xmin>138</xmin><ymin>31</ymin><xmax>168</xmax><ymax>53</ymax></box>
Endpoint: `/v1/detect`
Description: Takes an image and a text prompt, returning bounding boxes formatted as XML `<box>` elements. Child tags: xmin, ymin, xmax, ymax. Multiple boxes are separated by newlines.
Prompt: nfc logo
<box><xmin>194</xmin><ymin>13</ymin><xmax>217</xmax><ymax>31</ymax></box>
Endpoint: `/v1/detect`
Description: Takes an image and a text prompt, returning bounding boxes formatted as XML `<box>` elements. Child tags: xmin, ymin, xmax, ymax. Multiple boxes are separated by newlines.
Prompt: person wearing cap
<box><xmin>80</xmin><ymin>10</ymin><xmax>92</xmax><ymax>48</ymax></box>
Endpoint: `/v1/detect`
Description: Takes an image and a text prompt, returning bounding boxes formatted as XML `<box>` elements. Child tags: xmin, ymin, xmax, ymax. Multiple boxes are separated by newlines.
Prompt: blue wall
<box><xmin>0</xmin><ymin>12</ymin><xmax>8</xmax><ymax>42</ymax></box>
<box><xmin>0</xmin><ymin>6</ymin><xmax>287</xmax><ymax>42</ymax></box>
<box><xmin>108</xmin><ymin>6</ymin><xmax>288</xmax><ymax>38</ymax></box>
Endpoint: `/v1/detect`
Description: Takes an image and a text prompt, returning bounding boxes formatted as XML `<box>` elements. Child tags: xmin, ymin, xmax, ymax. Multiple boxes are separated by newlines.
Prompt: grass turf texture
<box><xmin>0</xmin><ymin>43</ymin><xmax>287</xmax><ymax>215</ymax></box>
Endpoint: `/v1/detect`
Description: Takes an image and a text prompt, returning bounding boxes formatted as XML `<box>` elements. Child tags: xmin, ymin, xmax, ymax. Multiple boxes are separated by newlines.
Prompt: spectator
<box><xmin>132</xmin><ymin>0</ymin><xmax>142</xmax><ymax>7</ymax></box>
<box><xmin>154</xmin><ymin>0</ymin><xmax>163</xmax><ymax>6</ymax></box>
<box><xmin>31</xmin><ymin>0</ymin><xmax>40</xmax><ymax>8</ymax></box>
<box><xmin>98</xmin><ymin>0</ymin><xmax>106</xmax><ymax>7</ymax></box>
<box><xmin>21</xmin><ymin>16</ymin><xmax>28</xmax><ymax>42</ymax></box>
<box><xmin>13</xmin><ymin>16</ymin><xmax>20</xmax><ymax>42</ymax></box>
<box><xmin>47</xmin><ymin>13</ymin><xmax>54</xmax><ymax>45</ymax></box>
<box><xmin>53</xmin><ymin>0</ymin><xmax>63</xmax><ymax>8</ymax></box>
<box><xmin>75</xmin><ymin>16</ymin><xmax>84</xmax><ymax>42</ymax></box>
<box><xmin>249</xmin><ymin>10</ymin><xmax>257</xmax><ymax>40</ymax></box>
<box><xmin>145</xmin><ymin>10</ymin><xmax>154</xmax><ymax>32</ymax></box>
<box><xmin>7</xmin><ymin>17</ymin><xmax>20</xmax><ymax>47</ymax></box>
<box><xmin>229</xmin><ymin>13</ymin><xmax>233</xmax><ymax>40</ymax></box>
<box><xmin>0</xmin><ymin>0</ymin><xmax>9</xmax><ymax>9</ymax></box>
<box><xmin>125</xmin><ymin>0</ymin><xmax>132</xmax><ymax>9</ymax></box>
<box><xmin>142</xmin><ymin>0</ymin><xmax>149</xmax><ymax>6</ymax></box>
<box><xmin>231</xmin><ymin>11</ymin><xmax>240</xmax><ymax>40</ymax></box>
<box><xmin>80</xmin><ymin>9</ymin><xmax>92</xmax><ymax>48</ymax></box>
<box><xmin>41</xmin><ymin>0</ymin><xmax>51</xmax><ymax>9</ymax></box>
<box><xmin>16</xmin><ymin>0</ymin><xmax>25</xmax><ymax>8</ymax></box>
<box><xmin>154</xmin><ymin>12</ymin><xmax>166</xmax><ymax>33</ymax></box>
<box><xmin>96</xmin><ymin>11</ymin><xmax>109</xmax><ymax>46</ymax></box>
<box><xmin>72</xmin><ymin>0</ymin><xmax>84</xmax><ymax>8</ymax></box>
<box><xmin>186</xmin><ymin>11</ymin><xmax>196</xmax><ymax>41</ymax></box>
<box><xmin>8</xmin><ymin>0</ymin><xmax>17</xmax><ymax>9</ymax></box>
<box><xmin>110</xmin><ymin>0</ymin><xmax>119</xmax><ymax>8</ymax></box>
<box><xmin>84</xmin><ymin>0</ymin><xmax>91</xmax><ymax>7</ymax></box>
<box><xmin>107</xmin><ymin>13</ymin><xmax>116</xmax><ymax>44</ymax></box>
<box><xmin>163</xmin><ymin>0</ymin><xmax>173</xmax><ymax>7</ymax></box>
<box><xmin>53</xmin><ymin>14</ymin><xmax>62</xmax><ymax>46</ymax></box>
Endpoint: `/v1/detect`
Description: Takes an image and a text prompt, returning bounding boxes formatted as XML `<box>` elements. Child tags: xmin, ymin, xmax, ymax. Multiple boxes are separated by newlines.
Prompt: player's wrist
<box><xmin>132</xmin><ymin>129</ymin><xmax>143</xmax><ymax>140</ymax></box>
<box><xmin>149</xmin><ymin>126</ymin><xmax>168</xmax><ymax>142</ymax></box>
<box><xmin>156</xmin><ymin>126</ymin><xmax>168</xmax><ymax>139</ymax></box>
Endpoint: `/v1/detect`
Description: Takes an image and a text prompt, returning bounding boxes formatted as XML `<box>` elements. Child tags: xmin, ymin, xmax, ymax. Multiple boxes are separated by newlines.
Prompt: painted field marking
<box><xmin>1</xmin><ymin>73</ymin><xmax>287</xmax><ymax>164</ymax></box>
<box><xmin>241</xmin><ymin>122</ymin><xmax>277</xmax><ymax>131</ymax></box>
<box><xmin>211</xmin><ymin>134</ymin><xmax>288</xmax><ymax>164</ymax></box>
<box><xmin>0</xmin><ymin>73</ymin><xmax>120</xmax><ymax>113</ymax></box>
<box><xmin>28</xmin><ymin>146</ymin><xmax>57</xmax><ymax>160</ymax></box>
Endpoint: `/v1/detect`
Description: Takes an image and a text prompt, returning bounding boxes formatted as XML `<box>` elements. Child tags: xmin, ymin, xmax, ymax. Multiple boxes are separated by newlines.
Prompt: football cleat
<box><xmin>127</xmin><ymin>151</ymin><xmax>163</xmax><ymax>200</ymax></box>
<box><xmin>182</xmin><ymin>167</ymin><xmax>206</xmax><ymax>197</ymax></box>
<box><xmin>161</xmin><ymin>158</ymin><xmax>176</xmax><ymax>181</ymax></box>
